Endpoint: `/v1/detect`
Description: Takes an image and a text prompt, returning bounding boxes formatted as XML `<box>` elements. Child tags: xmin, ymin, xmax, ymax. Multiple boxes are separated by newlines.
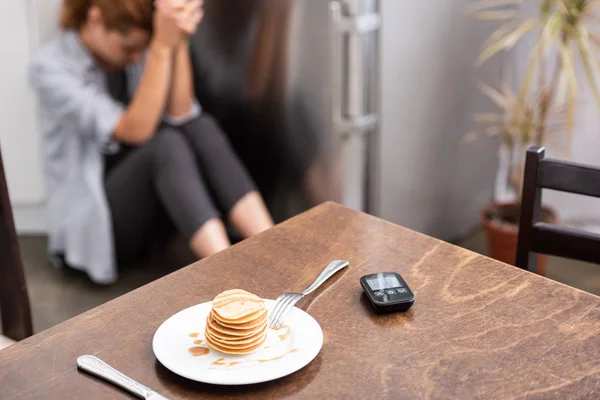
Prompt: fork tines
<box><xmin>268</xmin><ymin>292</ymin><xmax>304</xmax><ymax>329</ymax></box>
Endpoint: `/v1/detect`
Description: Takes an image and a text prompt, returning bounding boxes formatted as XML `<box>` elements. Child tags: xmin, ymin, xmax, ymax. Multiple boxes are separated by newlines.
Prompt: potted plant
<box><xmin>468</xmin><ymin>0</ymin><xmax>600</xmax><ymax>273</ymax></box>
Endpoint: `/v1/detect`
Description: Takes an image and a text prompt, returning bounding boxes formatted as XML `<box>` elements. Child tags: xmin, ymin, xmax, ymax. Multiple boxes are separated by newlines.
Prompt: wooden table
<box><xmin>2</xmin><ymin>203</ymin><xmax>600</xmax><ymax>399</ymax></box>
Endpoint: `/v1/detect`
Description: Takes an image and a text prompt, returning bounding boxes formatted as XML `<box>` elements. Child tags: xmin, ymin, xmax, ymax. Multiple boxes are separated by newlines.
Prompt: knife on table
<box><xmin>77</xmin><ymin>355</ymin><xmax>169</xmax><ymax>400</ymax></box>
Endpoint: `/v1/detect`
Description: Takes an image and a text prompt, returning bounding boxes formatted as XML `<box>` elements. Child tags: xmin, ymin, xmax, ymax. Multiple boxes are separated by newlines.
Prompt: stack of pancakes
<box><xmin>205</xmin><ymin>289</ymin><xmax>268</xmax><ymax>354</ymax></box>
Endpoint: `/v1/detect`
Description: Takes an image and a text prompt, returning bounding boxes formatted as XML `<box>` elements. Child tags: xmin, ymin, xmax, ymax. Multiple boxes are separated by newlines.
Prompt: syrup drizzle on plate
<box><xmin>264</xmin><ymin>326</ymin><xmax>291</xmax><ymax>349</ymax></box>
<box><xmin>210</xmin><ymin>349</ymin><xmax>298</xmax><ymax>368</ymax></box>
<box><xmin>188</xmin><ymin>326</ymin><xmax>296</xmax><ymax>366</ymax></box>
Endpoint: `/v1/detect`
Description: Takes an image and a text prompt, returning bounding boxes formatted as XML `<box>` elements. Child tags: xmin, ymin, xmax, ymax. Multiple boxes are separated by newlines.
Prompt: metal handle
<box><xmin>329</xmin><ymin>1</ymin><xmax>381</xmax><ymax>136</ymax></box>
<box><xmin>302</xmin><ymin>260</ymin><xmax>349</xmax><ymax>296</ymax></box>
<box><xmin>337</xmin><ymin>115</ymin><xmax>378</xmax><ymax>138</ymax></box>
<box><xmin>77</xmin><ymin>355</ymin><xmax>153</xmax><ymax>399</ymax></box>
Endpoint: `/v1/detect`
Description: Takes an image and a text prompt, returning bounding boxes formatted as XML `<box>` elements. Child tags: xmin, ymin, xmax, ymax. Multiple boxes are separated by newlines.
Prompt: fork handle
<box><xmin>302</xmin><ymin>260</ymin><xmax>349</xmax><ymax>296</ymax></box>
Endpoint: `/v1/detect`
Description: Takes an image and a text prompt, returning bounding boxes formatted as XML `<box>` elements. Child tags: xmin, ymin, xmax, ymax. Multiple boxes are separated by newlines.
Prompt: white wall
<box><xmin>1</xmin><ymin>0</ymin><xmax>61</xmax><ymax>234</ymax></box>
<box><xmin>28</xmin><ymin>0</ymin><xmax>62</xmax><ymax>47</ymax></box>
<box><xmin>378</xmin><ymin>0</ymin><xmax>502</xmax><ymax>240</ymax></box>
<box><xmin>0</xmin><ymin>0</ymin><xmax>44</xmax><ymax>205</ymax></box>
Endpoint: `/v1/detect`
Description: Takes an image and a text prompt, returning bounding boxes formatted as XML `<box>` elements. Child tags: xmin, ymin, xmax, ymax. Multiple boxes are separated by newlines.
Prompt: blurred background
<box><xmin>2</xmin><ymin>0</ymin><xmax>600</xmax><ymax>334</ymax></box>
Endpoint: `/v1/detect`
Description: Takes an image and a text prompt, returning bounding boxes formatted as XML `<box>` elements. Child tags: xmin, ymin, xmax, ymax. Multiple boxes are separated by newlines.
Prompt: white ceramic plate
<box><xmin>153</xmin><ymin>299</ymin><xmax>323</xmax><ymax>385</ymax></box>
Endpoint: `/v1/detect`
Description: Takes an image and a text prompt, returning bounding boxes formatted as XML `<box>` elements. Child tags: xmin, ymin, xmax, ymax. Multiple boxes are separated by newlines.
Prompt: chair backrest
<box><xmin>0</xmin><ymin>144</ymin><xmax>33</xmax><ymax>340</ymax></box>
<box><xmin>516</xmin><ymin>146</ymin><xmax>600</xmax><ymax>273</ymax></box>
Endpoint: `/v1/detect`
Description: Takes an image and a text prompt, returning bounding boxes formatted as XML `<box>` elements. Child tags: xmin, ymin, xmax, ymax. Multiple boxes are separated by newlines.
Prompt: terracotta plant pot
<box><xmin>481</xmin><ymin>202</ymin><xmax>558</xmax><ymax>276</ymax></box>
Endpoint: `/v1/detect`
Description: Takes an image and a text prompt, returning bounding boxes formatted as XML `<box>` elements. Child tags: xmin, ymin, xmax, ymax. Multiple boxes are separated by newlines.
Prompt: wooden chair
<box><xmin>516</xmin><ymin>146</ymin><xmax>600</xmax><ymax>273</ymax></box>
<box><xmin>0</xmin><ymin>144</ymin><xmax>33</xmax><ymax>349</ymax></box>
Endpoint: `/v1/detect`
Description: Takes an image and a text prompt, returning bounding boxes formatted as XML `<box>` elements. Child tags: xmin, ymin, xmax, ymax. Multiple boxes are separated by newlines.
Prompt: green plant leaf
<box><xmin>557</xmin><ymin>39</ymin><xmax>577</xmax><ymax>100</ymax></box>
<box><xmin>477</xmin><ymin>20</ymin><xmax>536</xmax><ymax>64</ymax></box>
<box><xmin>471</xmin><ymin>0</ymin><xmax>600</xmax><ymax>159</ymax></box>
<box><xmin>482</xmin><ymin>19</ymin><xmax>523</xmax><ymax>49</ymax></box>
<box><xmin>477</xmin><ymin>82</ymin><xmax>509</xmax><ymax>108</ymax></box>
<box><xmin>541</xmin><ymin>12</ymin><xmax>563</xmax><ymax>58</ymax></box>
<box><xmin>478</xmin><ymin>38</ymin><xmax>512</xmax><ymax>64</ymax></box>
<box><xmin>504</xmin><ymin>20</ymin><xmax>538</xmax><ymax>47</ymax></box>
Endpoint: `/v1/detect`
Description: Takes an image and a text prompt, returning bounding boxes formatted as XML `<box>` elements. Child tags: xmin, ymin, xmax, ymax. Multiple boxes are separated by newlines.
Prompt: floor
<box><xmin>10</xmin><ymin>232</ymin><xmax>600</xmax><ymax>334</ymax></box>
<box><xmin>16</xmin><ymin>236</ymin><xmax>197</xmax><ymax>334</ymax></box>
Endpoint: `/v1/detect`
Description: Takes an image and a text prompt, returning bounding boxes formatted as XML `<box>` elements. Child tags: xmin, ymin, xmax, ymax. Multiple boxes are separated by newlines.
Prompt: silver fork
<box><xmin>268</xmin><ymin>260</ymin><xmax>349</xmax><ymax>329</ymax></box>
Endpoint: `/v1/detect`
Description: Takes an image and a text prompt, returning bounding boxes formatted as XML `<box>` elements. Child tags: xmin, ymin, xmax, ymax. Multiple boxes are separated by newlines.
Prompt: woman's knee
<box><xmin>148</xmin><ymin>128</ymin><xmax>195</xmax><ymax>167</ymax></box>
<box><xmin>198</xmin><ymin>115</ymin><xmax>222</xmax><ymax>133</ymax></box>
<box><xmin>184</xmin><ymin>115</ymin><xmax>229</xmax><ymax>146</ymax></box>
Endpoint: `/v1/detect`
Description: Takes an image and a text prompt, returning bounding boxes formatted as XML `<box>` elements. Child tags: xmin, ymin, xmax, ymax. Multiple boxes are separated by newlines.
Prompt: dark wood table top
<box><xmin>2</xmin><ymin>202</ymin><xmax>600</xmax><ymax>399</ymax></box>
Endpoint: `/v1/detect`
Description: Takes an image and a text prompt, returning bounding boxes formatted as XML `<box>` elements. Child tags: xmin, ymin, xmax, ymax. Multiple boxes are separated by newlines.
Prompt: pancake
<box><xmin>212</xmin><ymin>308</ymin><xmax>267</xmax><ymax>325</ymax></box>
<box><xmin>205</xmin><ymin>333</ymin><xmax>266</xmax><ymax>354</ymax></box>
<box><xmin>211</xmin><ymin>309</ymin><xmax>267</xmax><ymax>329</ymax></box>
<box><xmin>206</xmin><ymin>317</ymin><xmax>266</xmax><ymax>339</ymax></box>
<box><xmin>205</xmin><ymin>323</ymin><xmax>267</xmax><ymax>345</ymax></box>
<box><xmin>206</xmin><ymin>315</ymin><xmax>265</xmax><ymax>337</ymax></box>
<box><xmin>204</xmin><ymin>289</ymin><xmax>269</xmax><ymax>355</ymax></box>
<box><xmin>205</xmin><ymin>330</ymin><xmax>264</xmax><ymax>346</ymax></box>
<box><xmin>205</xmin><ymin>330</ymin><xmax>267</xmax><ymax>349</ymax></box>
<box><xmin>211</xmin><ymin>289</ymin><xmax>265</xmax><ymax>321</ymax></box>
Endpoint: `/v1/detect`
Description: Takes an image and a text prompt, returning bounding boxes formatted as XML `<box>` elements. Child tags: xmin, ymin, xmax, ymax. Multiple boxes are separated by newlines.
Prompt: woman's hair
<box><xmin>60</xmin><ymin>0</ymin><xmax>154</xmax><ymax>32</ymax></box>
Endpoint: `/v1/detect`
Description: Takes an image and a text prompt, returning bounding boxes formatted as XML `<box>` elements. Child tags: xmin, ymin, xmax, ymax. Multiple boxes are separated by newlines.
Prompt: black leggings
<box><xmin>105</xmin><ymin>115</ymin><xmax>255</xmax><ymax>263</ymax></box>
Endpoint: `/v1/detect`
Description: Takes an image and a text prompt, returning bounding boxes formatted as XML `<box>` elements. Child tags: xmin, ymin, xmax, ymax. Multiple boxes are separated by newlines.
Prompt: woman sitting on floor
<box><xmin>30</xmin><ymin>0</ymin><xmax>274</xmax><ymax>284</ymax></box>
